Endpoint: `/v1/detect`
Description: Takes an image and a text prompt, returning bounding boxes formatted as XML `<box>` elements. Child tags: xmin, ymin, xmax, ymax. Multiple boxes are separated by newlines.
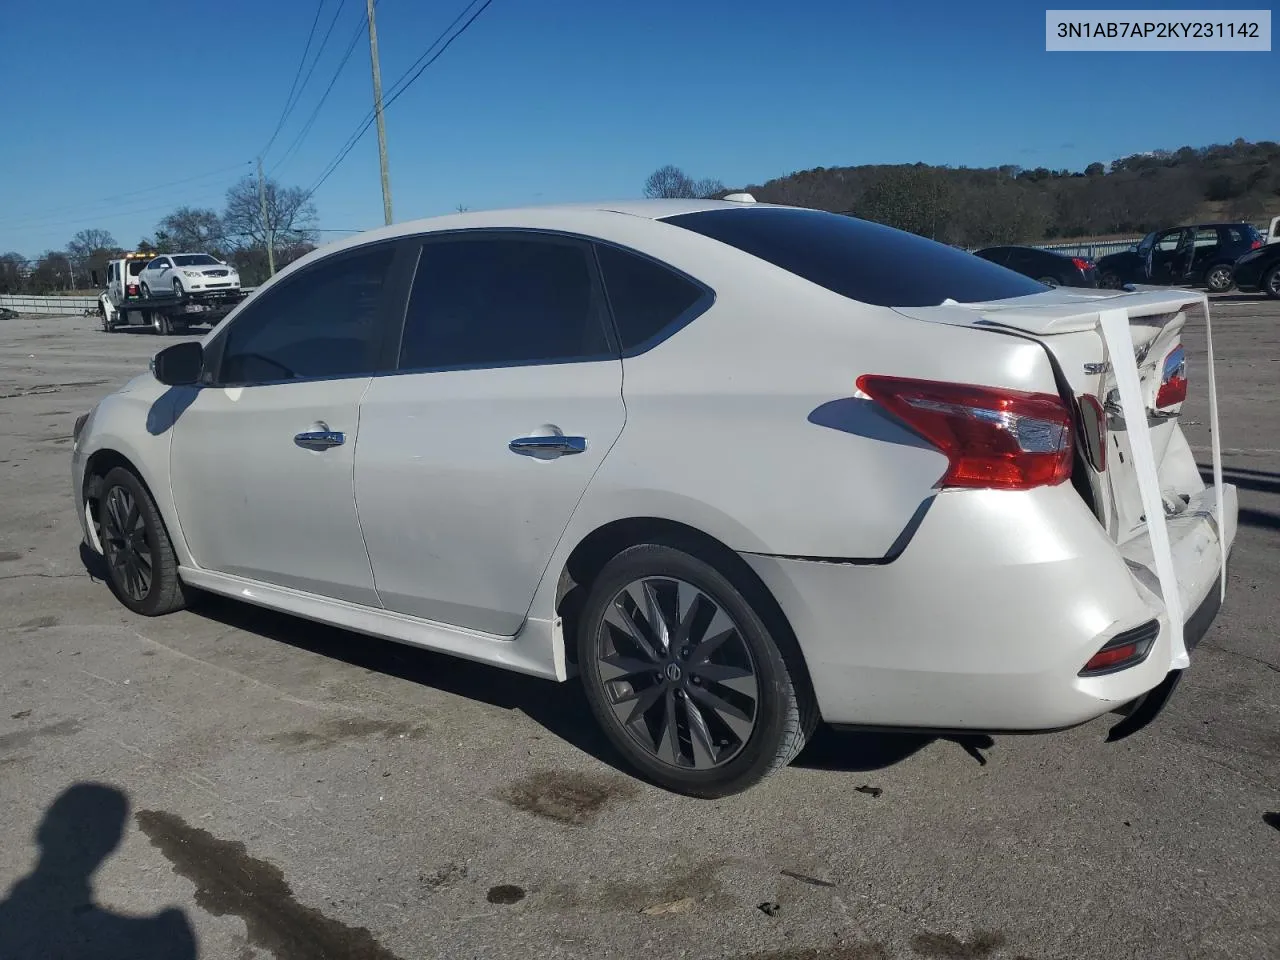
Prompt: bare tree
<box><xmin>67</xmin><ymin>229</ymin><xmax>117</xmax><ymax>262</ymax></box>
<box><xmin>30</xmin><ymin>250</ymin><xmax>75</xmax><ymax>292</ymax></box>
<box><xmin>221</xmin><ymin>174</ymin><xmax>318</xmax><ymax>252</ymax></box>
<box><xmin>692</xmin><ymin>178</ymin><xmax>726</xmax><ymax>199</ymax></box>
<box><xmin>155</xmin><ymin>207</ymin><xmax>226</xmax><ymax>254</ymax></box>
<box><xmin>0</xmin><ymin>252</ymin><xmax>26</xmax><ymax>294</ymax></box>
<box><xmin>644</xmin><ymin>164</ymin><xmax>695</xmax><ymax>198</ymax></box>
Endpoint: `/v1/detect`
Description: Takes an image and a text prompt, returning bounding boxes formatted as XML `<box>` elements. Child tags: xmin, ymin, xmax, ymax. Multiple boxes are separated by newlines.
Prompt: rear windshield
<box><xmin>127</xmin><ymin>261</ymin><xmax>147</xmax><ymax>276</ymax></box>
<box><xmin>661</xmin><ymin>207</ymin><xmax>1047</xmax><ymax>307</ymax></box>
<box><xmin>172</xmin><ymin>254</ymin><xmax>219</xmax><ymax>266</ymax></box>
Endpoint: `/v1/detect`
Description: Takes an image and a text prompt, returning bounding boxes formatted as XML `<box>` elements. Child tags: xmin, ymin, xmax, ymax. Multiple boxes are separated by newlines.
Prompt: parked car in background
<box><xmin>1096</xmin><ymin>222</ymin><xmax>1263</xmax><ymax>292</ymax></box>
<box><xmin>972</xmin><ymin>245</ymin><xmax>1098</xmax><ymax>287</ymax></box>
<box><xmin>138</xmin><ymin>253</ymin><xmax>241</xmax><ymax>299</ymax></box>
<box><xmin>71</xmin><ymin>199</ymin><xmax>1235</xmax><ymax>797</ymax></box>
<box><xmin>1230</xmin><ymin>240</ymin><xmax>1280</xmax><ymax>298</ymax></box>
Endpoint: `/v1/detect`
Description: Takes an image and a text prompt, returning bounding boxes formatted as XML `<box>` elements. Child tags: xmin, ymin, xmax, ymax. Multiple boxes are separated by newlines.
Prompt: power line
<box><xmin>260</xmin><ymin>0</ymin><xmax>329</xmax><ymax>158</ymax></box>
<box><xmin>0</xmin><ymin>162</ymin><xmax>251</xmax><ymax>229</ymax></box>
<box><xmin>269</xmin><ymin>7</ymin><xmax>370</xmax><ymax>176</ymax></box>
<box><xmin>303</xmin><ymin>0</ymin><xmax>496</xmax><ymax>202</ymax></box>
<box><xmin>269</xmin><ymin>0</ymin><xmax>351</xmax><ymax>163</ymax></box>
<box><xmin>2</xmin><ymin>189</ymin><xmax>231</xmax><ymax>242</ymax></box>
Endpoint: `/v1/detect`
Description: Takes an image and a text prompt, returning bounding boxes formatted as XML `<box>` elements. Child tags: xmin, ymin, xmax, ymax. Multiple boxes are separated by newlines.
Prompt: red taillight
<box><xmin>1079</xmin><ymin>619</ymin><xmax>1158</xmax><ymax>675</ymax></box>
<box><xmin>127</xmin><ymin>284</ymin><xmax>139</xmax><ymax>295</ymax></box>
<box><xmin>1251</xmin><ymin>240</ymin><xmax>1263</xmax><ymax>249</ymax></box>
<box><xmin>856</xmin><ymin>375</ymin><xmax>1074</xmax><ymax>490</ymax></box>
<box><xmin>1155</xmin><ymin>345</ymin><xmax>1187</xmax><ymax>409</ymax></box>
<box><xmin>1083</xmin><ymin>643</ymin><xmax>1139</xmax><ymax>672</ymax></box>
<box><xmin>1071</xmin><ymin>257</ymin><xmax>1093</xmax><ymax>272</ymax></box>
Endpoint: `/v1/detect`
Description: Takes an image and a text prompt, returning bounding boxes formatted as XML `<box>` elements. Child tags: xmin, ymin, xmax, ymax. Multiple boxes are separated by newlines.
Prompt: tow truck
<box><xmin>98</xmin><ymin>252</ymin><xmax>248</xmax><ymax>335</ymax></box>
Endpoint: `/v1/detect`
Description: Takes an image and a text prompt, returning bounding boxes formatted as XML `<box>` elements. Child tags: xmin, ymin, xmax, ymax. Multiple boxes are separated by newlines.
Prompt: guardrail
<box><xmin>0</xmin><ymin>289</ymin><xmax>259</xmax><ymax>317</ymax></box>
<box><xmin>0</xmin><ymin>294</ymin><xmax>99</xmax><ymax>315</ymax></box>
<box><xmin>1034</xmin><ymin>239</ymin><xmax>1140</xmax><ymax>260</ymax></box>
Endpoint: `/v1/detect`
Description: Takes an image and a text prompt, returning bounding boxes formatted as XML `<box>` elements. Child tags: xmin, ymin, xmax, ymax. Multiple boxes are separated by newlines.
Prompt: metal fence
<box><xmin>1033</xmin><ymin>238</ymin><xmax>1140</xmax><ymax>260</ymax></box>
<box><xmin>0</xmin><ymin>290</ymin><xmax>260</xmax><ymax>317</ymax></box>
<box><xmin>0</xmin><ymin>294</ymin><xmax>99</xmax><ymax>316</ymax></box>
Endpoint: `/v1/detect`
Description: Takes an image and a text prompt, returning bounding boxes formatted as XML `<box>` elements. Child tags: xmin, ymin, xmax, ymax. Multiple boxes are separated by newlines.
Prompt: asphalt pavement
<box><xmin>1</xmin><ymin>299</ymin><xmax>1277</xmax><ymax>960</ymax></box>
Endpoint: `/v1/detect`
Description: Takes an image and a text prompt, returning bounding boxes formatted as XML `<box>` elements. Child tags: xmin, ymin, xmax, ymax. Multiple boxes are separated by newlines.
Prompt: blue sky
<box><xmin>1</xmin><ymin>0</ymin><xmax>1274</xmax><ymax>256</ymax></box>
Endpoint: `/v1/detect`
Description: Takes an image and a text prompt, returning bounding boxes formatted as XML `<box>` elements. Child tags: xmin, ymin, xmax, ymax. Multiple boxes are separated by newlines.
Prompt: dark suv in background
<box><xmin>1096</xmin><ymin>221</ymin><xmax>1264</xmax><ymax>292</ymax></box>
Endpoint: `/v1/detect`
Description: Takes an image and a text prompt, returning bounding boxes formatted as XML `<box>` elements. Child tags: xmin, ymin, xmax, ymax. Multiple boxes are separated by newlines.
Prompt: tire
<box><xmin>152</xmin><ymin>312</ymin><xmax>174</xmax><ymax>335</ymax></box>
<box><xmin>577</xmin><ymin>541</ymin><xmax>816</xmax><ymax>797</ymax></box>
<box><xmin>1100</xmin><ymin>271</ymin><xmax>1121</xmax><ymax>289</ymax></box>
<box><xmin>1036</xmin><ymin>275</ymin><xmax>1060</xmax><ymax>287</ymax></box>
<box><xmin>1262</xmin><ymin>264</ymin><xmax>1280</xmax><ymax>300</ymax></box>
<box><xmin>99</xmin><ymin>304</ymin><xmax>113</xmax><ymax>332</ymax></box>
<box><xmin>172</xmin><ymin>278</ymin><xmax>183</xmax><ymax>298</ymax></box>
<box><xmin>1204</xmin><ymin>263</ymin><xmax>1234</xmax><ymax>293</ymax></box>
<box><xmin>140</xmin><ymin>282</ymin><xmax>151</xmax><ymax>299</ymax></box>
<box><xmin>97</xmin><ymin>466</ymin><xmax>189</xmax><ymax>616</ymax></box>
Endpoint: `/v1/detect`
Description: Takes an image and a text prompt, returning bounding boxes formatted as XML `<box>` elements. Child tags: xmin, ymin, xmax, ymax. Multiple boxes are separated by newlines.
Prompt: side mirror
<box><xmin>151</xmin><ymin>341</ymin><xmax>204</xmax><ymax>386</ymax></box>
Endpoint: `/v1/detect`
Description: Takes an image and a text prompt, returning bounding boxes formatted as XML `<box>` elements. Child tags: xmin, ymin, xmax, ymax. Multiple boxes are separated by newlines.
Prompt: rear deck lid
<box><xmin>895</xmin><ymin>286</ymin><xmax>1224</xmax><ymax>671</ymax></box>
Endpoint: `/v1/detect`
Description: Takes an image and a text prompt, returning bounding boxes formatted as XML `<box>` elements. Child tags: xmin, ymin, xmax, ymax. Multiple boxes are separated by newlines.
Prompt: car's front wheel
<box><xmin>577</xmin><ymin>542</ymin><xmax>815</xmax><ymax>797</ymax></box>
<box><xmin>1204</xmin><ymin>263</ymin><xmax>1234</xmax><ymax>293</ymax></box>
<box><xmin>172</xmin><ymin>278</ymin><xmax>184</xmax><ymax>298</ymax></box>
<box><xmin>97</xmin><ymin>466</ymin><xmax>189</xmax><ymax>616</ymax></box>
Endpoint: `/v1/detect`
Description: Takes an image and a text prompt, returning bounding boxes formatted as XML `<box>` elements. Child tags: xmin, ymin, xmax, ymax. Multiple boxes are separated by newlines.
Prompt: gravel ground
<box><xmin>1</xmin><ymin>298</ymin><xmax>1277</xmax><ymax>960</ymax></box>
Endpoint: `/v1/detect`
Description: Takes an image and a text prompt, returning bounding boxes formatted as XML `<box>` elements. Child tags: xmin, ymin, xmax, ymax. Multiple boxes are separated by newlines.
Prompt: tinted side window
<box><xmin>595</xmin><ymin>243</ymin><xmax>707</xmax><ymax>351</ymax></box>
<box><xmin>399</xmin><ymin>236</ymin><xmax>610</xmax><ymax>370</ymax></box>
<box><xmin>662</xmin><ymin>208</ymin><xmax>1046</xmax><ymax>307</ymax></box>
<box><xmin>219</xmin><ymin>245</ymin><xmax>395</xmax><ymax>384</ymax></box>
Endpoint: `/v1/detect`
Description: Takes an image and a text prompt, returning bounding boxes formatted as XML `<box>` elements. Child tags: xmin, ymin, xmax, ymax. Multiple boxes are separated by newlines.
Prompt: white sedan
<box><xmin>138</xmin><ymin>253</ymin><xmax>240</xmax><ymax>299</ymax></box>
<box><xmin>70</xmin><ymin>198</ymin><xmax>1236</xmax><ymax>796</ymax></box>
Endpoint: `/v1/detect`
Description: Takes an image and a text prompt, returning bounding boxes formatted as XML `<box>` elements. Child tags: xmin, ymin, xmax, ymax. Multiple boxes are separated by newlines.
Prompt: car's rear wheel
<box><xmin>172</xmin><ymin>278</ymin><xmax>183</xmax><ymax>298</ymax></box>
<box><xmin>1204</xmin><ymin>263</ymin><xmax>1234</xmax><ymax>293</ymax></box>
<box><xmin>1262</xmin><ymin>264</ymin><xmax>1280</xmax><ymax>300</ymax></box>
<box><xmin>97</xmin><ymin>466</ymin><xmax>189</xmax><ymax>616</ymax></box>
<box><xmin>577</xmin><ymin>542</ymin><xmax>815</xmax><ymax>797</ymax></box>
<box><xmin>1099</xmin><ymin>271</ymin><xmax>1120</xmax><ymax>289</ymax></box>
<box><xmin>1036</xmin><ymin>275</ymin><xmax>1060</xmax><ymax>287</ymax></box>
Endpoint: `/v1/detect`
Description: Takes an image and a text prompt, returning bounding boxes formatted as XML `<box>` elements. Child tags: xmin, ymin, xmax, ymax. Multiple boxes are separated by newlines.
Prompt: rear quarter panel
<box><xmin>538</xmin><ymin>220</ymin><xmax>1068</xmax><ymax>573</ymax></box>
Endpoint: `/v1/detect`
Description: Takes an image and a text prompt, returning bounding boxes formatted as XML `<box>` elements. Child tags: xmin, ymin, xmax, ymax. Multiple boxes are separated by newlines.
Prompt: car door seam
<box><xmin>351</xmin><ymin>376</ymin><xmax>383</xmax><ymax>607</ymax></box>
<box><xmin>518</xmin><ymin>358</ymin><xmax>630</xmax><ymax>628</ymax></box>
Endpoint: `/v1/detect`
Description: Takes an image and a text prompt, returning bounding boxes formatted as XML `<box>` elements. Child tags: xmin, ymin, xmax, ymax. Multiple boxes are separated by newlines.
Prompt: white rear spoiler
<box><xmin>898</xmin><ymin>287</ymin><xmax>1225</xmax><ymax>670</ymax></box>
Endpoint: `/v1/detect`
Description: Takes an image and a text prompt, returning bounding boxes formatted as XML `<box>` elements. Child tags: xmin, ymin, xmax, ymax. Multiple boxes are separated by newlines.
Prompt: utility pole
<box><xmin>366</xmin><ymin>0</ymin><xmax>393</xmax><ymax>225</ymax></box>
<box><xmin>257</xmin><ymin>157</ymin><xmax>275</xmax><ymax>277</ymax></box>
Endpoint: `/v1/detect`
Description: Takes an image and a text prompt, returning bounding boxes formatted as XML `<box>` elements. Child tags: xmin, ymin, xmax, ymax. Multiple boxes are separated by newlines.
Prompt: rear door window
<box><xmin>399</xmin><ymin>234</ymin><xmax>613</xmax><ymax>371</ymax></box>
<box><xmin>661</xmin><ymin>207</ymin><xmax>1046</xmax><ymax>307</ymax></box>
<box><xmin>595</xmin><ymin>243</ymin><xmax>710</xmax><ymax>352</ymax></box>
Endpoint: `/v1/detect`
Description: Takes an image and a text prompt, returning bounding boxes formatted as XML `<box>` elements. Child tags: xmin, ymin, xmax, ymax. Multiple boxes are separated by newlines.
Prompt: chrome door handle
<box><xmin>294</xmin><ymin>430</ymin><xmax>345</xmax><ymax>450</ymax></box>
<box><xmin>508</xmin><ymin>435</ymin><xmax>586</xmax><ymax>456</ymax></box>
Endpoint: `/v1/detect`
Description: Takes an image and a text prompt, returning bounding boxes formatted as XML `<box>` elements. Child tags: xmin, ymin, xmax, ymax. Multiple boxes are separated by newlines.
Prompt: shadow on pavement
<box><xmin>794</xmin><ymin>729</ymin><xmax>995</xmax><ymax>772</ymax></box>
<box><xmin>189</xmin><ymin>593</ymin><xmax>944</xmax><ymax>782</ymax></box>
<box><xmin>191</xmin><ymin>593</ymin><xmax>625</xmax><ymax>771</ymax></box>
<box><xmin>0</xmin><ymin>783</ymin><xmax>196</xmax><ymax>960</ymax></box>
